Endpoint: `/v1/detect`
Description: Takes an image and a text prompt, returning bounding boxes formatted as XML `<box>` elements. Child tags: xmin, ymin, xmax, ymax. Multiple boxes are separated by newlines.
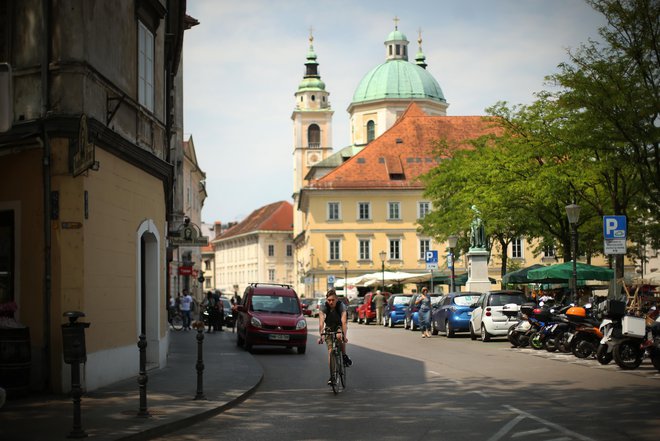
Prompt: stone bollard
<box><xmin>194</xmin><ymin>324</ymin><xmax>206</xmax><ymax>400</ymax></box>
<box><xmin>136</xmin><ymin>334</ymin><xmax>150</xmax><ymax>417</ymax></box>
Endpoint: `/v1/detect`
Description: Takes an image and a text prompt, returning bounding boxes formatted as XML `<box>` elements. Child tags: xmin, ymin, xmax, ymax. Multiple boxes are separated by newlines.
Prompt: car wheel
<box><xmin>297</xmin><ymin>345</ymin><xmax>306</xmax><ymax>354</ymax></box>
<box><xmin>446</xmin><ymin>321</ymin><xmax>455</xmax><ymax>338</ymax></box>
<box><xmin>388</xmin><ymin>317</ymin><xmax>394</xmax><ymax>328</ymax></box>
<box><xmin>411</xmin><ymin>321</ymin><xmax>417</xmax><ymax>331</ymax></box>
<box><xmin>351</xmin><ymin>312</ymin><xmax>358</xmax><ymax>323</ymax></box>
<box><xmin>364</xmin><ymin>317</ymin><xmax>370</xmax><ymax>325</ymax></box>
<box><xmin>469</xmin><ymin>323</ymin><xmax>477</xmax><ymax>340</ymax></box>
<box><xmin>481</xmin><ymin>324</ymin><xmax>491</xmax><ymax>342</ymax></box>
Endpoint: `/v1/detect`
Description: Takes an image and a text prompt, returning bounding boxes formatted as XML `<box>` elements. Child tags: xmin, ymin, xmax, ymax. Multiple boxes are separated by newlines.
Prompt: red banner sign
<box><xmin>178</xmin><ymin>266</ymin><xmax>193</xmax><ymax>276</ymax></box>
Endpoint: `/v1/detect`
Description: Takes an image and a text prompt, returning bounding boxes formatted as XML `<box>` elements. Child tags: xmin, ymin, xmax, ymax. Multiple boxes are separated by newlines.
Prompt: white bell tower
<box><xmin>292</xmin><ymin>31</ymin><xmax>333</xmax><ymax>237</ymax></box>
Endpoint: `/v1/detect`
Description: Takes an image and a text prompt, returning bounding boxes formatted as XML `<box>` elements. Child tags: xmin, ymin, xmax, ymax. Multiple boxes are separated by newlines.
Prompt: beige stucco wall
<box><xmin>48</xmin><ymin>141</ymin><xmax>167</xmax><ymax>390</ymax></box>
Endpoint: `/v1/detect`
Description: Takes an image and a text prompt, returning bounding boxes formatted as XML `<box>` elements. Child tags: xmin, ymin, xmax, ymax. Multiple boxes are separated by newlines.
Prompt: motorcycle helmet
<box><xmin>566</xmin><ymin>306</ymin><xmax>586</xmax><ymax>317</ymax></box>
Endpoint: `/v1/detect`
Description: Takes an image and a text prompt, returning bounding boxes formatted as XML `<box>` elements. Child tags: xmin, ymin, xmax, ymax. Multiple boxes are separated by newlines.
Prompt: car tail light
<box><xmin>485</xmin><ymin>307</ymin><xmax>492</xmax><ymax>317</ymax></box>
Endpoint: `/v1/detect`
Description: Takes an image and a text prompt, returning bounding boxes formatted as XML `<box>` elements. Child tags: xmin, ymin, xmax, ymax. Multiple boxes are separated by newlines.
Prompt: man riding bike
<box><xmin>318</xmin><ymin>289</ymin><xmax>352</xmax><ymax>385</ymax></box>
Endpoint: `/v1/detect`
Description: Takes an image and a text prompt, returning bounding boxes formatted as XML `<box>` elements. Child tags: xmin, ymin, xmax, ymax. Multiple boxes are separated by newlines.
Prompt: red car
<box><xmin>357</xmin><ymin>291</ymin><xmax>390</xmax><ymax>324</ymax></box>
<box><xmin>235</xmin><ymin>283</ymin><xmax>308</xmax><ymax>354</ymax></box>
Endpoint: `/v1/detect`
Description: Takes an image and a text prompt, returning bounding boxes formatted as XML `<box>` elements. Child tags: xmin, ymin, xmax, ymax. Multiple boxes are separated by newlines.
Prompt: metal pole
<box><xmin>571</xmin><ymin>223</ymin><xmax>578</xmax><ymax>304</ymax></box>
<box><xmin>381</xmin><ymin>260</ymin><xmax>385</xmax><ymax>291</ymax></box>
<box><xmin>136</xmin><ymin>334</ymin><xmax>150</xmax><ymax>417</ymax></box>
<box><xmin>450</xmin><ymin>248</ymin><xmax>455</xmax><ymax>293</ymax></box>
<box><xmin>194</xmin><ymin>327</ymin><xmax>206</xmax><ymax>400</ymax></box>
<box><xmin>67</xmin><ymin>361</ymin><xmax>87</xmax><ymax>438</ymax></box>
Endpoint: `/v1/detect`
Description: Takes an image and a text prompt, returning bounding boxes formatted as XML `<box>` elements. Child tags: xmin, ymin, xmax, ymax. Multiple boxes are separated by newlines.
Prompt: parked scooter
<box><xmin>595</xmin><ymin>299</ymin><xmax>627</xmax><ymax>365</ymax></box>
<box><xmin>613</xmin><ymin>307</ymin><xmax>660</xmax><ymax>370</ymax></box>
<box><xmin>506</xmin><ymin>303</ymin><xmax>532</xmax><ymax>348</ymax></box>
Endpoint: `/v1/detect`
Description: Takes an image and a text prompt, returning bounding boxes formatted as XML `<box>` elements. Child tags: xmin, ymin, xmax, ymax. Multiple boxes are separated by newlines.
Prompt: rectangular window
<box><xmin>389</xmin><ymin>239</ymin><xmax>401</xmax><ymax>260</ymax></box>
<box><xmin>268</xmin><ymin>244</ymin><xmax>274</xmax><ymax>257</ymax></box>
<box><xmin>286</xmin><ymin>244</ymin><xmax>293</xmax><ymax>257</ymax></box>
<box><xmin>419</xmin><ymin>239</ymin><xmax>430</xmax><ymax>260</ymax></box>
<box><xmin>328</xmin><ymin>202</ymin><xmax>340</xmax><ymax>220</ymax></box>
<box><xmin>388</xmin><ymin>202</ymin><xmax>401</xmax><ymax>220</ymax></box>
<box><xmin>138</xmin><ymin>21</ymin><xmax>154</xmax><ymax>112</ymax></box>
<box><xmin>268</xmin><ymin>269</ymin><xmax>275</xmax><ymax>282</ymax></box>
<box><xmin>358</xmin><ymin>202</ymin><xmax>370</xmax><ymax>220</ymax></box>
<box><xmin>543</xmin><ymin>245</ymin><xmax>555</xmax><ymax>257</ymax></box>
<box><xmin>512</xmin><ymin>238</ymin><xmax>523</xmax><ymax>259</ymax></box>
<box><xmin>418</xmin><ymin>201</ymin><xmax>431</xmax><ymax>219</ymax></box>
<box><xmin>329</xmin><ymin>239</ymin><xmax>341</xmax><ymax>261</ymax></box>
<box><xmin>359</xmin><ymin>239</ymin><xmax>371</xmax><ymax>260</ymax></box>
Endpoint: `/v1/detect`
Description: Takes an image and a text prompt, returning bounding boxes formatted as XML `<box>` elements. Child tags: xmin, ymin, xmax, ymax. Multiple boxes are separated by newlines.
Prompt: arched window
<box><xmin>367</xmin><ymin>120</ymin><xmax>375</xmax><ymax>142</ymax></box>
<box><xmin>308</xmin><ymin>124</ymin><xmax>320</xmax><ymax>148</ymax></box>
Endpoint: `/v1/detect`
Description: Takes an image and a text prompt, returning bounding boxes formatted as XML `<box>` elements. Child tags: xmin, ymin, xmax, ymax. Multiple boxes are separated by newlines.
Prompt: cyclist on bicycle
<box><xmin>318</xmin><ymin>289</ymin><xmax>352</xmax><ymax>384</ymax></box>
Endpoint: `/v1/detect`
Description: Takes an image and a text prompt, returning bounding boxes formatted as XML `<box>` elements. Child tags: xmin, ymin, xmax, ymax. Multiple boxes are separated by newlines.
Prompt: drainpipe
<box><xmin>41</xmin><ymin>0</ymin><xmax>52</xmax><ymax>391</ymax></box>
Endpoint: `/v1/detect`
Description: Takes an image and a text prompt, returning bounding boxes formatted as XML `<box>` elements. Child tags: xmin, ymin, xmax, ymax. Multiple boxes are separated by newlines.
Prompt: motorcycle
<box><xmin>561</xmin><ymin>304</ymin><xmax>602</xmax><ymax>359</ymax></box>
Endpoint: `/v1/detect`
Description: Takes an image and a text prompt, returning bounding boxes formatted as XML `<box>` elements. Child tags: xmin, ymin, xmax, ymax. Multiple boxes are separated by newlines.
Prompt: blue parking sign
<box><xmin>603</xmin><ymin>215</ymin><xmax>626</xmax><ymax>239</ymax></box>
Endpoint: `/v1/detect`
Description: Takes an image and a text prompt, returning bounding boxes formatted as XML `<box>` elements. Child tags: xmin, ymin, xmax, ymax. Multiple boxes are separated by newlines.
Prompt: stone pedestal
<box><xmin>466</xmin><ymin>249</ymin><xmax>491</xmax><ymax>293</ymax></box>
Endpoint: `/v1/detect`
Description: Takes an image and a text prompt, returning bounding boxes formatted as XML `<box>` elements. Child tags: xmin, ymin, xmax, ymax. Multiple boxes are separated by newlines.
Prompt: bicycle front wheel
<box><xmin>329</xmin><ymin>353</ymin><xmax>339</xmax><ymax>394</ymax></box>
<box><xmin>333</xmin><ymin>351</ymin><xmax>344</xmax><ymax>392</ymax></box>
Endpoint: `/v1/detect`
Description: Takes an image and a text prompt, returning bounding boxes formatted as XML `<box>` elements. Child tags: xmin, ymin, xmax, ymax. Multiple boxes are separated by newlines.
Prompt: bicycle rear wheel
<box><xmin>171</xmin><ymin>314</ymin><xmax>183</xmax><ymax>331</ymax></box>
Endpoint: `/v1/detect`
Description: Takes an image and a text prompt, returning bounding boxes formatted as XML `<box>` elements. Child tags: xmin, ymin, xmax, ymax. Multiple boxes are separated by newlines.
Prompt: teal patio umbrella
<box><xmin>501</xmin><ymin>264</ymin><xmax>546</xmax><ymax>286</ymax></box>
<box><xmin>527</xmin><ymin>262</ymin><xmax>614</xmax><ymax>282</ymax></box>
<box><xmin>432</xmin><ymin>273</ymin><xmax>496</xmax><ymax>286</ymax></box>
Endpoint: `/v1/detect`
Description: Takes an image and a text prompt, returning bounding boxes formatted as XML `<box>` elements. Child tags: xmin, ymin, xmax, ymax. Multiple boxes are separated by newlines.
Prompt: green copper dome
<box><xmin>352</xmin><ymin>59</ymin><xmax>445</xmax><ymax>103</ymax></box>
<box><xmin>386</xmin><ymin>29</ymin><xmax>407</xmax><ymax>42</ymax></box>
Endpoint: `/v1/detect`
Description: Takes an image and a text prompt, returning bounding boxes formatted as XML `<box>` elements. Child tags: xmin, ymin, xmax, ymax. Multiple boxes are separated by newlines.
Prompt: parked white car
<box><xmin>469</xmin><ymin>290</ymin><xmax>527</xmax><ymax>341</ymax></box>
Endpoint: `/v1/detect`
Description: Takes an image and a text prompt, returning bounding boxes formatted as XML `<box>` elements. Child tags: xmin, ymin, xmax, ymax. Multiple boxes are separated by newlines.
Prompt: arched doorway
<box><xmin>137</xmin><ymin>220</ymin><xmax>161</xmax><ymax>367</ymax></box>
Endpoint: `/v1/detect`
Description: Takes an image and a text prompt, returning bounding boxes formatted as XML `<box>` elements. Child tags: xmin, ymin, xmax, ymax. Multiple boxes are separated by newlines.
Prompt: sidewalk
<box><xmin>0</xmin><ymin>329</ymin><xmax>263</xmax><ymax>441</ymax></box>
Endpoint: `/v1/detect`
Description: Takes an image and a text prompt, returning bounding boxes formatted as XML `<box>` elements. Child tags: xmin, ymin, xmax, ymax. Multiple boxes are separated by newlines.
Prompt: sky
<box><xmin>182</xmin><ymin>0</ymin><xmax>606</xmax><ymax>224</ymax></box>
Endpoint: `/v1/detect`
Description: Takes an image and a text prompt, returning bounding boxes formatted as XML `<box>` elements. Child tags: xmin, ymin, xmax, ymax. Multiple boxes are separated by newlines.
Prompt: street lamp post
<box><xmin>310</xmin><ymin>247</ymin><xmax>315</xmax><ymax>298</ymax></box>
<box><xmin>566</xmin><ymin>204</ymin><xmax>581</xmax><ymax>304</ymax></box>
<box><xmin>447</xmin><ymin>235</ymin><xmax>458</xmax><ymax>293</ymax></box>
<box><xmin>379</xmin><ymin>250</ymin><xmax>387</xmax><ymax>291</ymax></box>
<box><xmin>342</xmin><ymin>260</ymin><xmax>348</xmax><ymax>295</ymax></box>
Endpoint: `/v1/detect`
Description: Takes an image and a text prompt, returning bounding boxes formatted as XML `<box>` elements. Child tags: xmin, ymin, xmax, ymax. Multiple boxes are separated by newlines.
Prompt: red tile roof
<box><xmin>307</xmin><ymin>103</ymin><xmax>501</xmax><ymax>189</ymax></box>
<box><xmin>216</xmin><ymin>201</ymin><xmax>293</xmax><ymax>240</ymax></box>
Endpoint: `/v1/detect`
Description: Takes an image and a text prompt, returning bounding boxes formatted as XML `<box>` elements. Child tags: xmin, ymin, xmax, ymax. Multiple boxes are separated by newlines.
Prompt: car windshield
<box><xmin>454</xmin><ymin>295</ymin><xmax>480</xmax><ymax>306</ymax></box>
<box><xmin>251</xmin><ymin>295</ymin><xmax>301</xmax><ymax>314</ymax></box>
<box><xmin>393</xmin><ymin>296</ymin><xmax>411</xmax><ymax>305</ymax></box>
<box><xmin>488</xmin><ymin>294</ymin><xmax>525</xmax><ymax>307</ymax></box>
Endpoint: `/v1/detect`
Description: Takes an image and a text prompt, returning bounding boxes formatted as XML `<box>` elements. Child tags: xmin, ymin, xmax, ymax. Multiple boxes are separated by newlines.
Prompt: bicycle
<box><xmin>168</xmin><ymin>308</ymin><xmax>183</xmax><ymax>331</ymax></box>
<box><xmin>320</xmin><ymin>328</ymin><xmax>347</xmax><ymax>394</ymax></box>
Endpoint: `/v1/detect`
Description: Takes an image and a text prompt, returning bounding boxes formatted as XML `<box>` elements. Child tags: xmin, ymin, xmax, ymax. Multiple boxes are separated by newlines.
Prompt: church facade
<box><xmin>292</xmin><ymin>24</ymin><xmax>504</xmax><ymax>297</ymax></box>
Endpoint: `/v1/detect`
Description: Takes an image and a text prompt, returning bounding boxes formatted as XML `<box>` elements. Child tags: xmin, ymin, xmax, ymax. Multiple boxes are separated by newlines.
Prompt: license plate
<box><xmin>269</xmin><ymin>334</ymin><xmax>290</xmax><ymax>341</ymax></box>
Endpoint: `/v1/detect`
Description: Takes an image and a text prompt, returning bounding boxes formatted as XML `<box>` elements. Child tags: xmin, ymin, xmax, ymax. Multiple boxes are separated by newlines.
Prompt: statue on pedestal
<box><xmin>469</xmin><ymin>205</ymin><xmax>487</xmax><ymax>250</ymax></box>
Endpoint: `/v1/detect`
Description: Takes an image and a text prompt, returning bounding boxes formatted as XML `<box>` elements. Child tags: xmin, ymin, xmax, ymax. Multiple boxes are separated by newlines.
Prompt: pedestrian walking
<box><xmin>416</xmin><ymin>287</ymin><xmax>432</xmax><ymax>338</ymax></box>
<box><xmin>373</xmin><ymin>289</ymin><xmax>386</xmax><ymax>325</ymax></box>
<box><xmin>180</xmin><ymin>288</ymin><xmax>193</xmax><ymax>330</ymax></box>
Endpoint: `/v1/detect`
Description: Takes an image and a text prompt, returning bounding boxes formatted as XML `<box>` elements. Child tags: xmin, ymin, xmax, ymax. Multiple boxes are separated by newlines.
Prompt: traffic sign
<box><xmin>603</xmin><ymin>215</ymin><xmax>627</xmax><ymax>255</ymax></box>
<box><xmin>327</xmin><ymin>275</ymin><xmax>336</xmax><ymax>284</ymax></box>
<box><xmin>425</xmin><ymin>250</ymin><xmax>438</xmax><ymax>270</ymax></box>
